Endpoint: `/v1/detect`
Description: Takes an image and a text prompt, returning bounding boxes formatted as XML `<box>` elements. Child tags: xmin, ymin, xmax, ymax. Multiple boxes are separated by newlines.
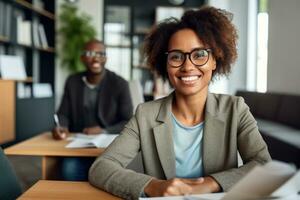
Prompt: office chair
<box><xmin>127</xmin><ymin>80</ymin><xmax>145</xmax><ymax>173</ymax></box>
<box><xmin>129</xmin><ymin>80</ymin><xmax>145</xmax><ymax>112</ymax></box>
<box><xmin>0</xmin><ymin>147</ymin><xmax>22</xmax><ymax>200</ymax></box>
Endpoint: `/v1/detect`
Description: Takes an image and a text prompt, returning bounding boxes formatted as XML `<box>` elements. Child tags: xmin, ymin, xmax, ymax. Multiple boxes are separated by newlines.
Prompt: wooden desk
<box><xmin>4</xmin><ymin>132</ymin><xmax>104</xmax><ymax>179</ymax></box>
<box><xmin>17</xmin><ymin>180</ymin><xmax>300</xmax><ymax>200</ymax></box>
<box><xmin>18</xmin><ymin>180</ymin><xmax>121</xmax><ymax>200</ymax></box>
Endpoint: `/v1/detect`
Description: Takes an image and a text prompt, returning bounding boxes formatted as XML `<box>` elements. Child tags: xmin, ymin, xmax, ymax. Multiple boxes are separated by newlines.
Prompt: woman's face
<box><xmin>167</xmin><ymin>28</ymin><xmax>216</xmax><ymax>97</ymax></box>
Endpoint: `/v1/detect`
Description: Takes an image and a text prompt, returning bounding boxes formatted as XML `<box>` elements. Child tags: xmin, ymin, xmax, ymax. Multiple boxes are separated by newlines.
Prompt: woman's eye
<box><xmin>170</xmin><ymin>53</ymin><xmax>183</xmax><ymax>60</ymax></box>
<box><xmin>193</xmin><ymin>50</ymin><xmax>207</xmax><ymax>59</ymax></box>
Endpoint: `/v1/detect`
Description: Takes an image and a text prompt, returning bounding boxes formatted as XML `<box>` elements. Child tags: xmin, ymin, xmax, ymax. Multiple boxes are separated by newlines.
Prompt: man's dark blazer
<box><xmin>57</xmin><ymin>69</ymin><xmax>133</xmax><ymax>133</ymax></box>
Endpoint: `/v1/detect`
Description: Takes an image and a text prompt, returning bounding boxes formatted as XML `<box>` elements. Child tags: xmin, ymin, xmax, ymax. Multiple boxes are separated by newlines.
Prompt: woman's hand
<box><xmin>144</xmin><ymin>177</ymin><xmax>221</xmax><ymax>197</ymax></box>
<box><xmin>144</xmin><ymin>178</ymin><xmax>204</xmax><ymax>197</ymax></box>
<box><xmin>189</xmin><ymin>176</ymin><xmax>221</xmax><ymax>194</ymax></box>
<box><xmin>52</xmin><ymin>127</ymin><xmax>69</xmax><ymax>140</ymax></box>
<box><xmin>83</xmin><ymin>126</ymin><xmax>102</xmax><ymax>135</ymax></box>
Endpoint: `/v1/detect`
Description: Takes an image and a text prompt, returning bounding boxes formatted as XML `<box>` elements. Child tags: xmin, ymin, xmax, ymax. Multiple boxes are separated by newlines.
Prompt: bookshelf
<box><xmin>0</xmin><ymin>0</ymin><xmax>55</xmax><ymax>144</ymax></box>
<box><xmin>0</xmin><ymin>0</ymin><xmax>55</xmax><ymax>85</ymax></box>
<box><xmin>103</xmin><ymin>0</ymin><xmax>205</xmax><ymax>100</ymax></box>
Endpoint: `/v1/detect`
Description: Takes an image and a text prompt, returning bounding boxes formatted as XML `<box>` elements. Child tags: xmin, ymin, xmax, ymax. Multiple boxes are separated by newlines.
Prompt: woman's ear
<box><xmin>212</xmin><ymin>59</ymin><xmax>217</xmax><ymax>70</ymax></box>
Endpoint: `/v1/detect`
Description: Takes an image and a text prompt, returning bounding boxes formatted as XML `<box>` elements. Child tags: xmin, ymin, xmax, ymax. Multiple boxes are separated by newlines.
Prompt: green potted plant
<box><xmin>58</xmin><ymin>3</ymin><xmax>96</xmax><ymax>72</ymax></box>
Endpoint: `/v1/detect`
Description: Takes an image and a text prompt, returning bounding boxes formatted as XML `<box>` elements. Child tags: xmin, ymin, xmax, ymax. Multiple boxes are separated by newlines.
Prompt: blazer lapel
<box><xmin>153</xmin><ymin>94</ymin><xmax>176</xmax><ymax>179</ymax></box>
<box><xmin>203</xmin><ymin>93</ymin><xmax>226</xmax><ymax>175</ymax></box>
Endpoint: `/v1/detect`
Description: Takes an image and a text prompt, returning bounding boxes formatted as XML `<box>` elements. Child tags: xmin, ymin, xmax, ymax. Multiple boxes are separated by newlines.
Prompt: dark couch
<box><xmin>236</xmin><ymin>91</ymin><xmax>300</xmax><ymax>168</ymax></box>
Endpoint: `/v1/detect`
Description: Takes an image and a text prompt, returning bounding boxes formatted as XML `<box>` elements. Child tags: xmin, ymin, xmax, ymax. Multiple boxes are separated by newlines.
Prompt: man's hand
<box><xmin>52</xmin><ymin>127</ymin><xmax>69</xmax><ymax>140</ymax></box>
<box><xmin>83</xmin><ymin>126</ymin><xmax>102</xmax><ymax>135</ymax></box>
<box><xmin>144</xmin><ymin>178</ymin><xmax>204</xmax><ymax>197</ymax></box>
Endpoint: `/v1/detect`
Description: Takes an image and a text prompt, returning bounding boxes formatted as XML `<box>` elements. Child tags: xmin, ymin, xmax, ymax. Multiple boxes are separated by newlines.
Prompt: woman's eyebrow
<box><xmin>168</xmin><ymin>47</ymin><xmax>207</xmax><ymax>52</ymax></box>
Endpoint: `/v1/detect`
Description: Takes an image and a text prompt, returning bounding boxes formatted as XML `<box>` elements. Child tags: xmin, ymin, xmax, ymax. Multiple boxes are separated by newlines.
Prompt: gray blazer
<box><xmin>89</xmin><ymin>93</ymin><xmax>271</xmax><ymax>200</ymax></box>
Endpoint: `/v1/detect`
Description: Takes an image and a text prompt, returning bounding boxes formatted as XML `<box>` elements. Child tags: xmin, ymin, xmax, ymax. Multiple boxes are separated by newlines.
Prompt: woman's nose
<box><xmin>180</xmin><ymin>55</ymin><xmax>195</xmax><ymax>71</ymax></box>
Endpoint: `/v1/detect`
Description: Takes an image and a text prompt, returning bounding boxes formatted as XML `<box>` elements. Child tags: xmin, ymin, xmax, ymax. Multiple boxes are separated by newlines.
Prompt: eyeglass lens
<box><xmin>167</xmin><ymin>49</ymin><xmax>210</xmax><ymax>67</ymax></box>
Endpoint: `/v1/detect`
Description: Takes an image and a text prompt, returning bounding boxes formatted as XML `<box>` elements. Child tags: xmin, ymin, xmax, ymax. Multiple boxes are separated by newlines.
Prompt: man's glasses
<box><xmin>165</xmin><ymin>48</ymin><xmax>211</xmax><ymax>68</ymax></box>
<box><xmin>82</xmin><ymin>51</ymin><xmax>106</xmax><ymax>59</ymax></box>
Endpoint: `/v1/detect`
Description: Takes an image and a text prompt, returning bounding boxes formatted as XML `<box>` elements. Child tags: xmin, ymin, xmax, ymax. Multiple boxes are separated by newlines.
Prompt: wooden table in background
<box><xmin>4</xmin><ymin>132</ymin><xmax>104</xmax><ymax>179</ymax></box>
<box><xmin>17</xmin><ymin>180</ymin><xmax>121</xmax><ymax>200</ymax></box>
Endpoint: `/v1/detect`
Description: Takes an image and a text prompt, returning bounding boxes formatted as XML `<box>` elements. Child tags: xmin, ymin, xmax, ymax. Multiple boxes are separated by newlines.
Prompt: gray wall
<box><xmin>267</xmin><ymin>0</ymin><xmax>300</xmax><ymax>94</ymax></box>
<box><xmin>226</xmin><ymin>0</ymin><xmax>248</xmax><ymax>95</ymax></box>
<box><xmin>208</xmin><ymin>0</ymin><xmax>251</xmax><ymax>95</ymax></box>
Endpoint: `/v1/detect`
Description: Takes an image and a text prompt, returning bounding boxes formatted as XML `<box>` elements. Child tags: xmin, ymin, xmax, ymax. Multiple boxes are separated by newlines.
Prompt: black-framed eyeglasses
<box><xmin>82</xmin><ymin>51</ymin><xmax>106</xmax><ymax>58</ymax></box>
<box><xmin>165</xmin><ymin>48</ymin><xmax>211</xmax><ymax>68</ymax></box>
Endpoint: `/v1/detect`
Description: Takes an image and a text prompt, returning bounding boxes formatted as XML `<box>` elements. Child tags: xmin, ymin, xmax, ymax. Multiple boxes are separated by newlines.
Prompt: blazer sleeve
<box><xmin>56</xmin><ymin>77</ymin><xmax>72</xmax><ymax>127</ymax></box>
<box><xmin>105</xmin><ymin>81</ymin><xmax>133</xmax><ymax>133</ymax></box>
<box><xmin>89</xmin><ymin>115</ymin><xmax>152</xmax><ymax>200</ymax></box>
<box><xmin>209</xmin><ymin>97</ymin><xmax>272</xmax><ymax>191</ymax></box>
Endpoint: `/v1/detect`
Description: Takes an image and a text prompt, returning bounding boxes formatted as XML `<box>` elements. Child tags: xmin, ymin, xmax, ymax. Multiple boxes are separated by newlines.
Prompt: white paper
<box><xmin>272</xmin><ymin>171</ymin><xmax>300</xmax><ymax>197</ymax></box>
<box><xmin>32</xmin><ymin>83</ymin><xmax>53</xmax><ymax>98</ymax></box>
<box><xmin>222</xmin><ymin>161</ymin><xmax>299</xmax><ymax>200</ymax></box>
<box><xmin>139</xmin><ymin>193</ymin><xmax>224</xmax><ymax>200</ymax></box>
<box><xmin>139</xmin><ymin>161</ymin><xmax>300</xmax><ymax>200</ymax></box>
<box><xmin>67</xmin><ymin>133</ymin><xmax>99</xmax><ymax>140</ymax></box>
<box><xmin>65</xmin><ymin>133</ymin><xmax>118</xmax><ymax>148</ymax></box>
<box><xmin>0</xmin><ymin>55</ymin><xmax>27</xmax><ymax>80</ymax></box>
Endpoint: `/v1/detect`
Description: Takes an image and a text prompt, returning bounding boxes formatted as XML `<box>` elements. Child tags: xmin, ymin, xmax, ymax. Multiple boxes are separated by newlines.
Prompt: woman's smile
<box><xmin>178</xmin><ymin>75</ymin><xmax>202</xmax><ymax>85</ymax></box>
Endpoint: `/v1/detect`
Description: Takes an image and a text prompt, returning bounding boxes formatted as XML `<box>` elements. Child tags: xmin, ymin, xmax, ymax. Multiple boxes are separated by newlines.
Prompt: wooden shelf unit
<box><xmin>0</xmin><ymin>80</ymin><xmax>16</xmax><ymax>144</ymax></box>
<box><xmin>0</xmin><ymin>0</ymin><xmax>56</xmax><ymax>144</ymax></box>
<box><xmin>15</xmin><ymin>0</ymin><xmax>55</xmax><ymax>20</ymax></box>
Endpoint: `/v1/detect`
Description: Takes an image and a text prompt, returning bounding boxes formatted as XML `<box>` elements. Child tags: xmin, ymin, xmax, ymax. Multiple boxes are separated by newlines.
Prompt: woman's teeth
<box><xmin>180</xmin><ymin>76</ymin><xmax>199</xmax><ymax>81</ymax></box>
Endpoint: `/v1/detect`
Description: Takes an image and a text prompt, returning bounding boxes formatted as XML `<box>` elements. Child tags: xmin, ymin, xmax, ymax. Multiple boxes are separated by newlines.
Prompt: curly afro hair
<box><xmin>144</xmin><ymin>6</ymin><xmax>238</xmax><ymax>80</ymax></box>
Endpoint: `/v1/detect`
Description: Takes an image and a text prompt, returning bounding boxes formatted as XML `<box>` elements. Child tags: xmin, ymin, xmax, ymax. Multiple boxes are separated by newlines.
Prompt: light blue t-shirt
<box><xmin>172</xmin><ymin>113</ymin><xmax>204</xmax><ymax>178</ymax></box>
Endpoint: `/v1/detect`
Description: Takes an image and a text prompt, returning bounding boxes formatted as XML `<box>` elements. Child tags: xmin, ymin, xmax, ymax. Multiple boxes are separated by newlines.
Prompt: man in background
<box><xmin>52</xmin><ymin>39</ymin><xmax>133</xmax><ymax>181</ymax></box>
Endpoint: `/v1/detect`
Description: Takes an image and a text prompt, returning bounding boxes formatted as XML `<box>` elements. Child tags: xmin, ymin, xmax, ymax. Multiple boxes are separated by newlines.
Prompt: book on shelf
<box><xmin>32</xmin><ymin>83</ymin><xmax>53</xmax><ymax>98</ymax></box>
<box><xmin>65</xmin><ymin>133</ymin><xmax>118</xmax><ymax>148</ymax></box>
<box><xmin>0</xmin><ymin>2</ymin><xmax>12</xmax><ymax>39</ymax></box>
<box><xmin>23</xmin><ymin>20</ymin><xmax>32</xmax><ymax>45</ymax></box>
<box><xmin>38</xmin><ymin>23</ymin><xmax>48</xmax><ymax>48</ymax></box>
<box><xmin>0</xmin><ymin>55</ymin><xmax>27</xmax><ymax>80</ymax></box>
<box><xmin>32</xmin><ymin>21</ymin><xmax>49</xmax><ymax>49</ymax></box>
<box><xmin>0</xmin><ymin>1</ymin><xmax>4</xmax><ymax>37</ymax></box>
<box><xmin>32</xmin><ymin>20</ymin><xmax>41</xmax><ymax>47</ymax></box>
<box><xmin>16</xmin><ymin>14</ymin><xmax>32</xmax><ymax>46</ymax></box>
<box><xmin>14</xmin><ymin>14</ymin><xmax>48</xmax><ymax>48</ymax></box>
<box><xmin>16</xmin><ymin>14</ymin><xmax>23</xmax><ymax>43</ymax></box>
<box><xmin>5</xmin><ymin>3</ymin><xmax>12</xmax><ymax>39</ymax></box>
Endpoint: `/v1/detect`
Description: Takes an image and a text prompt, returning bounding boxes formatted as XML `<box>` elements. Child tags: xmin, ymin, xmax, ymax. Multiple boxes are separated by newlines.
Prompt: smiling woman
<box><xmin>89</xmin><ymin>6</ymin><xmax>271</xmax><ymax>200</ymax></box>
<box><xmin>166</xmin><ymin>29</ymin><xmax>216</xmax><ymax>99</ymax></box>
